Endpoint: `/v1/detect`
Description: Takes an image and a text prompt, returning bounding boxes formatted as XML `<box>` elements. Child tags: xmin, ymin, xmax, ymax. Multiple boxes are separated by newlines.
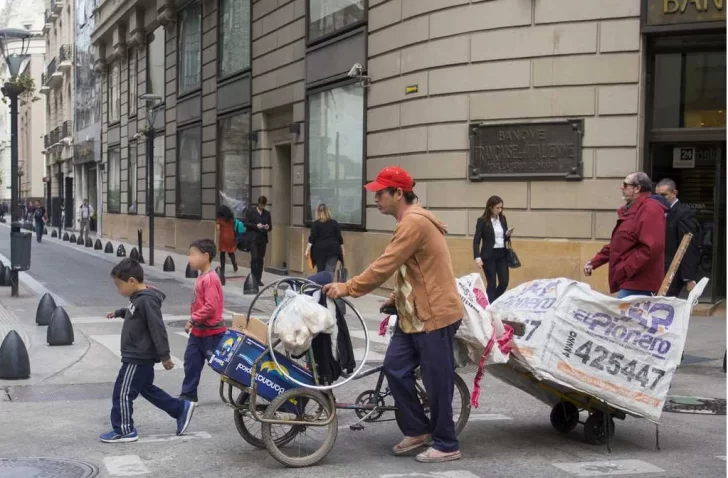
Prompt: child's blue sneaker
<box><xmin>176</xmin><ymin>400</ymin><xmax>195</xmax><ymax>436</ymax></box>
<box><xmin>100</xmin><ymin>429</ymin><xmax>138</xmax><ymax>443</ymax></box>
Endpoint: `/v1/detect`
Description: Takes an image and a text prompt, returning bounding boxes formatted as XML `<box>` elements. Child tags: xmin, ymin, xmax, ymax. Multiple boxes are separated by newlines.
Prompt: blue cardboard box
<box><xmin>209</xmin><ymin>330</ymin><xmax>314</xmax><ymax>412</ymax></box>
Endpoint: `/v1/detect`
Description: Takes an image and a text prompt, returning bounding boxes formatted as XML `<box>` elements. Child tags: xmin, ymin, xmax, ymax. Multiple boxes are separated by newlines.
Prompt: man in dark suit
<box><xmin>655</xmin><ymin>178</ymin><xmax>700</xmax><ymax>297</ymax></box>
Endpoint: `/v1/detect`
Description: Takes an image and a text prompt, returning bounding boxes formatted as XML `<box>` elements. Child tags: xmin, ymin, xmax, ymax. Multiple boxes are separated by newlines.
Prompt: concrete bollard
<box><xmin>0</xmin><ymin>330</ymin><xmax>30</xmax><ymax>379</ymax></box>
<box><xmin>76</xmin><ymin>235</ymin><xmax>84</xmax><ymax>245</ymax></box>
<box><xmin>62</xmin><ymin>232</ymin><xmax>69</xmax><ymax>241</ymax></box>
<box><xmin>36</xmin><ymin>292</ymin><xmax>57</xmax><ymax>326</ymax></box>
<box><xmin>94</xmin><ymin>239</ymin><xmax>103</xmax><ymax>250</ymax></box>
<box><xmin>69</xmin><ymin>234</ymin><xmax>76</xmax><ymax>243</ymax></box>
<box><xmin>105</xmin><ymin>241</ymin><xmax>114</xmax><ymax>253</ymax></box>
<box><xmin>51</xmin><ymin>230</ymin><xmax>58</xmax><ymax>238</ymax></box>
<box><xmin>163</xmin><ymin>256</ymin><xmax>175</xmax><ymax>272</ymax></box>
<box><xmin>185</xmin><ymin>263</ymin><xmax>198</xmax><ymax>279</ymax></box>
<box><xmin>47</xmin><ymin>306</ymin><xmax>74</xmax><ymax>346</ymax></box>
<box><xmin>85</xmin><ymin>237</ymin><xmax>93</xmax><ymax>247</ymax></box>
<box><xmin>129</xmin><ymin>247</ymin><xmax>139</xmax><ymax>261</ymax></box>
<box><xmin>117</xmin><ymin>245</ymin><xmax>126</xmax><ymax>257</ymax></box>
<box><xmin>243</xmin><ymin>273</ymin><xmax>259</xmax><ymax>295</ymax></box>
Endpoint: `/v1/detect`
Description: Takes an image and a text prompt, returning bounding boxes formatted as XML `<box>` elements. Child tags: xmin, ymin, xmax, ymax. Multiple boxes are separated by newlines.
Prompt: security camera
<box><xmin>348</xmin><ymin>63</ymin><xmax>363</xmax><ymax>78</ymax></box>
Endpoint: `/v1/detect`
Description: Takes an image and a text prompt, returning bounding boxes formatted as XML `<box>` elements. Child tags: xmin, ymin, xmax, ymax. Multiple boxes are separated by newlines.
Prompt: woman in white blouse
<box><xmin>472</xmin><ymin>195</ymin><xmax>513</xmax><ymax>302</ymax></box>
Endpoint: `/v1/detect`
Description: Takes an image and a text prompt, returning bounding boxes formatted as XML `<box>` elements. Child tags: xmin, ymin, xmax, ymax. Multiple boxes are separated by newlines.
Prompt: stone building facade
<box><xmin>89</xmin><ymin>0</ymin><xmax>726</xmax><ymax>301</ymax></box>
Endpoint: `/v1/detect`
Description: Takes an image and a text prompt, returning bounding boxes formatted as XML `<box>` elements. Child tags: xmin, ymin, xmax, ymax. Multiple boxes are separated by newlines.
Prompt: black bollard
<box><xmin>117</xmin><ymin>245</ymin><xmax>126</xmax><ymax>257</ymax></box>
<box><xmin>47</xmin><ymin>307</ymin><xmax>74</xmax><ymax>346</ymax></box>
<box><xmin>85</xmin><ymin>237</ymin><xmax>93</xmax><ymax>247</ymax></box>
<box><xmin>216</xmin><ymin>266</ymin><xmax>226</xmax><ymax>286</ymax></box>
<box><xmin>129</xmin><ymin>247</ymin><xmax>139</xmax><ymax>261</ymax></box>
<box><xmin>163</xmin><ymin>256</ymin><xmax>175</xmax><ymax>272</ymax></box>
<box><xmin>94</xmin><ymin>239</ymin><xmax>103</xmax><ymax>250</ymax></box>
<box><xmin>104</xmin><ymin>241</ymin><xmax>114</xmax><ymax>253</ymax></box>
<box><xmin>62</xmin><ymin>232</ymin><xmax>69</xmax><ymax>241</ymax></box>
<box><xmin>0</xmin><ymin>330</ymin><xmax>30</xmax><ymax>379</ymax></box>
<box><xmin>69</xmin><ymin>234</ymin><xmax>76</xmax><ymax>243</ymax></box>
<box><xmin>76</xmin><ymin>235</ymin><xmax>84</xmax><ymax>245</ymax></box>
<box><xmin>243</xmin><ymin>273</ymin><xmax>259</xmax><ymax>295</ymax></box>
<box><xmin>35</xmin><ymin>293</ymin><xmax>57</xmax><ymax>326</ymax></box>
<box><xmin>51</xmin><ymin>230</ymin><xmax>58</xmax><ymax>238</ymax></box>
<box><xmin>185</xmin><ymin>263</ymin><xmax>198</xmax><ymax>279</ymax></box>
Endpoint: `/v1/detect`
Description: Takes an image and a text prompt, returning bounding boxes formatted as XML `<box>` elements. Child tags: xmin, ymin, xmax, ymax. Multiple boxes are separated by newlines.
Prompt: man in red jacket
<box><xmin>584</xmin><ymin>172</ymin><xmax>667</xmax><ymax>298</ymax></box>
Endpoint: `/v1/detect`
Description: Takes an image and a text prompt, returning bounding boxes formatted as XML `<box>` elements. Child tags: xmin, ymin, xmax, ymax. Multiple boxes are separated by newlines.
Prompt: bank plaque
<box><xmin>468</xmin><ymin>120</ymin><xmax>583</xmax><ymax>181</ymax></box>
<box><xmin>644</xmin><ymin>0</ymin><xmax>726</xmax><ymax>27</ymax></box>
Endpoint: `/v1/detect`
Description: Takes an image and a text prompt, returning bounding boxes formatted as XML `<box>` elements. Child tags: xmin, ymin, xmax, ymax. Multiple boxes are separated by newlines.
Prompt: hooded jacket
<box><xmin>346</xmin><ymin>204</ymin><xmax>464</xmax><ymax>333</ymax></box>
<box><xmin>591</xmin><ymin>192</ymin><xmax>668</xmax><ymax>294</ymax></box>
<box><xmin>113</xmin><ymin>288</ymin><xmax>171</xmax><ymax>364</ymax></box>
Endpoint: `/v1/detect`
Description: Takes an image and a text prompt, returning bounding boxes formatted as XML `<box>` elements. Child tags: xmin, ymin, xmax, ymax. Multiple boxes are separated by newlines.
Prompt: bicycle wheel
<box><xmin>233</xmin><ymin>392</ymin><xmax>299</xmax><ymax>449</ymax></box>
<box><xmin>262</xmin><ymin>388</ymin><xmax>338</xmax><ymax>468</ymax></box>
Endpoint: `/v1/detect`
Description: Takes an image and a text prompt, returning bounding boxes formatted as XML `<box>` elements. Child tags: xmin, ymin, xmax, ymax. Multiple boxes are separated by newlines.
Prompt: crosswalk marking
<box><xmin>102</xmin><ymin>455</ymin><xmax>150</xmax><ymax>476</ymax></box>
<box><xmin>90</xmin><ymin>335</ymin><xmax>184</xmax><ymax>371</ymax></box>
<box><xmin>137</xmin><ymin>431</ymin><xmax>211</xmax><ymax>443</ymax></box>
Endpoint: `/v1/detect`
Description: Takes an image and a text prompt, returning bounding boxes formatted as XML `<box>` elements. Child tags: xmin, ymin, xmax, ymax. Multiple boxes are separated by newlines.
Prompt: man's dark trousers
<box><xmin>182</xmin><ymin>333</ymin><xmax>224</xmax><ymax>398</ymax></box>
<box><xmin>111</xmin><ymin>362</ymin><xmax>183</xmax><ymax>435</ymax></box>
<box><xmin>383</xmin><ymin>320</ymin><xmax>461</xmax><ymax>453</ymax></box>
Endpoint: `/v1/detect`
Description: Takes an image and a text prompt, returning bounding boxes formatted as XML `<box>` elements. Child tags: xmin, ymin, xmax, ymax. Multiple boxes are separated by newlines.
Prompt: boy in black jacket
<box><xmin>100</xmin><ymin>258</ymin><xmax>195</xmax><ymax>443</ymax></box>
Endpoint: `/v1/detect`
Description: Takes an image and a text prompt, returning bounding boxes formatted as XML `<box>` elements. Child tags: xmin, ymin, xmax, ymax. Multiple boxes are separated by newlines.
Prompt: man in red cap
<box><xmin>324</xmin><ymin>166</ymin><xmax>464</xmax><ymax>463</ymax></box>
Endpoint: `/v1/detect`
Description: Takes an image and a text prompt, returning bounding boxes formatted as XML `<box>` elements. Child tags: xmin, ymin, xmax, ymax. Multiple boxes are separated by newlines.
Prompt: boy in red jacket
<box><xmin>180</xmin><ymin>239</ymin><xmax>227</xmax><ymax>404</ymax></box>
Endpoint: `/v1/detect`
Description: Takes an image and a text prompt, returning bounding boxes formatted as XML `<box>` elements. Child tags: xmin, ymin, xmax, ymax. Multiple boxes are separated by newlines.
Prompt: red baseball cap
<box><xmin>364</xmin><ymin>166</ymin><xmax>415</xmax><ymax>192</ymax></box>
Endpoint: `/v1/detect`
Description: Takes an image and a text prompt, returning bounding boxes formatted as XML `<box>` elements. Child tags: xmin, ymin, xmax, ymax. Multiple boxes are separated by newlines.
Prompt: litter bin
<box><xmin>11</xmin><ymin>231</ymin><xmax>32</xmax><ymax>271</ymax></box>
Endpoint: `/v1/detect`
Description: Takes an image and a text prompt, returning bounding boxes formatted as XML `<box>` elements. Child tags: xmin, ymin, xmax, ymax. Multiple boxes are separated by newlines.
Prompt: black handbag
<box><xmin>506</xmin><ymin>240</ymin><xmax>521</xmax><ymax>269</ymax></box>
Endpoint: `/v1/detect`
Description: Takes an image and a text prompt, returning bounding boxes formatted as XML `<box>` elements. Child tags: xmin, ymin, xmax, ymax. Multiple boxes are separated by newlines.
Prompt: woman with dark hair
<box><xmin>216</xmin><ymin>205</ymin><xmax>239</xmax><ymax>273</ymax></box>
<box><xmin>243</xmin><ymin>196</ymin><xmax>272</xmax><ymax>285</ymax></box>
<box><xmin>473</xmin><ymin>195</ymin><xmax>513</xmax><ymax>303</ymax></box>
<box><xmin>305</xmin><ymin>203</ymin><xmax>344</xmax><ymax>273</ymax></box>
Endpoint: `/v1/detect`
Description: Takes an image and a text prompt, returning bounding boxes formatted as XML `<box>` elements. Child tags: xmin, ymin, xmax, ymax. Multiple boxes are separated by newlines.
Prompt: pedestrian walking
<box><xmin>305</xmin><ymin>203</ymin><xmax>344</xmax><ymax>274</ymax></box>
<box><xmin>32</xmin><ymin>201</ymin><xmax>47</xmax><ymax>243</ymax></box>
<box><xmin>655</xmin><ymin>178</ymin><xmax>701</xmax><ymax>297</ymax></box>
<box><xmin>472</xmin><ymin>195</ymin><xmax>514</xmax><ymax>303</ymax></box>
<box><xmin>243</xmin><ymin>196</ymin><xmax>272</xmax><ymax>285</ymax></box>
<box><xmin>216</xmin><ymin>205</ymin><xmax>240</xmax><ymax>275</ymax></box>
<box><xmin>180</xmin><ymin>239</ymin><xmax>226</xmax><ymax>404</ymax></box>
<box><xmin>584</xmin><ymin>172</ymin><xmax>667</xmax><ymax>298</ymax></box>
<box><xmin>323</xmin><ymin>166</ymin><xmax>464</xmax><ymax>463</ymax></box>
<box><xmin>101</xmin><ymin>258</ymin><xmax>195</xmax><ymax>443</ymax></box>
<box><xmin>79</xmin><ymin>198</ymin><xmax>94</xmax><ymax>241</ymax></box>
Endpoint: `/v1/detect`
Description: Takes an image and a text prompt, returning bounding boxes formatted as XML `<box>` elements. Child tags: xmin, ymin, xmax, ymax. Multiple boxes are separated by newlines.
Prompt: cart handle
<box><xmin>266</xmin><ymin>280</ymin><xmax>371</xmax><ymax>391</ymax></box>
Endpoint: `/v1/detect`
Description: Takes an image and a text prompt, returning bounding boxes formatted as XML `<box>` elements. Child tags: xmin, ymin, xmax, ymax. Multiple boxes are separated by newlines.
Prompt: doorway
<box><xmin>269</xmin><ymin>144</ymin><xmax>292</xmax><ymax>274</ymax></box>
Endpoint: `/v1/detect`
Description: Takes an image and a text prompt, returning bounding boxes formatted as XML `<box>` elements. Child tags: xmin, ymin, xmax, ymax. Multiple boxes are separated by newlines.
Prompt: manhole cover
<box><xmin>663</xmin><ymin>395</ymin><xmax>727</xmax><ymax>415</ymax></box>
<box><xmin>0</xmin><ymin>457</ymin><xmax>98</xmax><ymax>478</ymax></box>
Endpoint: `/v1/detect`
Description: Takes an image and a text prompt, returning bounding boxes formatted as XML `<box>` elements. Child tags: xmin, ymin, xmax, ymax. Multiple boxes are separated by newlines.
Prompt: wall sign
<box><xmin>468</xmin><ymin>120</ymin><xmax>584</xmax><ymax>181</ymax></box>
<box><xmin>644</xmin><ymin>0</ymin><xmax>726</xmax><ymax>27</ymax></box>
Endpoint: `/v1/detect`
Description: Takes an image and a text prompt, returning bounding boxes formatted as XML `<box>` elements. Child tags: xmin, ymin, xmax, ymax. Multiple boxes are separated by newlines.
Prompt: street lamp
<box><xmin>140</xmin><ymin>93</ymin><xmax>162</xmax><ymax>267</ymax></box>
<box><xmin>0</xmin><ymin>28</ymin><xmax>32</xmax><ymax>297</ymax></box>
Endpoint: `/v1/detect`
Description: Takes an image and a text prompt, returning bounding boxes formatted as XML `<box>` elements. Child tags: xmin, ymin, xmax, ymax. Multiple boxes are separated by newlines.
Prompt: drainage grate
<box><xmin>0</xmin><ymin>457</ymin><xmax>98</xmax><ymax>478</ymax></box>
<box><xmin>6</xmin><ymin>382</ymin><xmax>113</xmax><ymax>402</ymax></box>
<box><xmin>663</xmin><ymin>395</ymin><xmax>727</xmax><ymax>415</ymax></box>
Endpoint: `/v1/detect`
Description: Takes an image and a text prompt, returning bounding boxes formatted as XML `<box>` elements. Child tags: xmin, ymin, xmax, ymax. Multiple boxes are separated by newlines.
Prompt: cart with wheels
<box><xmin>211</xmin><ymin>278</ymin><xmax>472</xmax><ymax>468</ymax></box>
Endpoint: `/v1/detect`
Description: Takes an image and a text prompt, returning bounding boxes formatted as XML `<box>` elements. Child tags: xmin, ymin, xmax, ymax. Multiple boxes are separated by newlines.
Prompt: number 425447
<box><xmin>573</xmin><ymin>340</ymin><xmax>666</xmax><ymax>391</ymax></box>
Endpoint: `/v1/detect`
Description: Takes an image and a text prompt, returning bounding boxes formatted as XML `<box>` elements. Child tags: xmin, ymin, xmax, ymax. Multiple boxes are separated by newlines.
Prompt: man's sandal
<box><xmin>392</xmin><ymin>435</ymin><xmax>433</xmax><ymax>455</ymax></box>
<box><xmin>415</xmin><ymin>447</ymin><xmax>462</xmax><ymax>463</ymax></box>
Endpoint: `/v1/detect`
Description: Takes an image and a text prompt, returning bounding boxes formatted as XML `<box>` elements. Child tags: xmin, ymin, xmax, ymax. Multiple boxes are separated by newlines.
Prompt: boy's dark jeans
<box><xmin>111</xmin><ymin>361</ymin><xmax>183</xmax><ymax>435</ymax></box>
<box><xmin>182</xmin><ymin>332</ymin><xmax>225</xmax><ymax>398</ymax></box>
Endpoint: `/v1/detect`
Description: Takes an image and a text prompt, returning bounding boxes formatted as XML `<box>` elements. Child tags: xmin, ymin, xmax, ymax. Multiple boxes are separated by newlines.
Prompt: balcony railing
<box><xmin>62</xmin><ymin>120</ymin><xmax>73</xmax><ymax>140</ymax></box>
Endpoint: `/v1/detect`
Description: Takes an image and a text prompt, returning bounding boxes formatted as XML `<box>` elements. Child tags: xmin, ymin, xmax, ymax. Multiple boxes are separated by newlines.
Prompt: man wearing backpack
<box><xmin>655</xmin><ymin>178</ymin><xmax>701</xmax><ymax>297</ymax></box>
<box><xmin>79</xmin><ymin>199</ymin><xmax>94</xmax><ymax>242</ymax></box>
<box><xmin>33</xmin><ymin>201</ymin><xmax>47</xmax><ymax>243</ymax></box>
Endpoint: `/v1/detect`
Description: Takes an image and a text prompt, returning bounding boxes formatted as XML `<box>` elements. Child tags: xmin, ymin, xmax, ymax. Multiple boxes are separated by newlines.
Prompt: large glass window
<box><xmin>128</xmin><ymin>49</ymin><xmax>137</xmax><ymax>117</ymax></box>
<box><xmin>108</xmin><ymin>62</ymin><xmax>120</xmax><ymax>123</ymax></box>
<box><xmin>153</xmin><ymin>134</ymin><xmax>165</xmax><ymax>215</ymax></box>
<box><xmin>307</xmin><ymin>83</ymin><xmax>364</xmax><ymax>225</ymax></box>
<box><xmin>652</xmin><ymin>51</ymin><xmax>726</xmax><ymax>129</ymax></box>
<box><xmin>128</xmin><ymin>143</ymin><xmax>138</xmax><ymax>213</ymax></box>
<box><xmin>219</xmin><ymin>0</ymin><xmax>251</xmax><ymax>77</ymax></box>
<box><xmin>218</xmin><ymin>113</ymin><xmax>251</xmax><ymax>217</ymax></box>
<box><xmin>147</xmin><ymin>26</ymin><xmax>165</xmax><ymax>97</ymax></box>
<box><xmin>177</xmin><ymin>126</ymin><xmax>202</xmax><ymax>217</ymax></box>
<box><xmin>178</xmin><ymin>2</ymin><xmax>202</xmax><ymax>95</ymax></box>
<box><xmin>309</xmin><ymin>0</ymin><xmax>365</xmax><ymax>42</ymax></box>
<box><xmin>107</xmin><ymin>146</ymin><xmax>121</xmax><ymax>213</ymax></box>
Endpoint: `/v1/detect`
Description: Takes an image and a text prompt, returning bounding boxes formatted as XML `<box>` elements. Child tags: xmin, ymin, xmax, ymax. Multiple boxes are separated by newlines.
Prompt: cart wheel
<box><xmin>584</xmin><ymin>412</ymin><xmax>615</xmax><ymax>445</ymax></box>
<box><xmin>355</xmin><ymin>390</ymin><xmax>385</xmax><ymax>422</ymax></box>
<box><xmin>550</xmin><ymin>402</ymin><xmax>580</xmax><ymax>433</ymax></box>
<box><xmin>396</xmin><ymin>373</ymin><xmax>471</xmax><ymax>436</ymax></box>
<box><xmin>233</xmin><ymin>392</ymin><xmax>299</xmax><ymax>449</ymax></box>
<box><xmin>262</xmin><ymin>388</ymin><xmax>338</xmax><ymax>468</ymax></box>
